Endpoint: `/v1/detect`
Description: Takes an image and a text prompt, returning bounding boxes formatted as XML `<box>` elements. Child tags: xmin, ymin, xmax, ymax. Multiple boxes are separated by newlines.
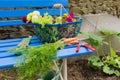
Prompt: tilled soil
<box><xmin>67</xmin><ymin>60</ymin><xmax>120</xmax><ymax>80</ymax></box>
<box><xmin>0</xmin><ymin>59</ymin><xmax>120</xmax><ymax>80</ymax></box>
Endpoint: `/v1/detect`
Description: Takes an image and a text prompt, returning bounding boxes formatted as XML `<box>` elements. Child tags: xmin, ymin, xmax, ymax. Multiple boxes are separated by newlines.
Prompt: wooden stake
<box><xmin>62</xmin><ymin>58</ymin><xmax>67</xmax><ymax>80</ymax></box>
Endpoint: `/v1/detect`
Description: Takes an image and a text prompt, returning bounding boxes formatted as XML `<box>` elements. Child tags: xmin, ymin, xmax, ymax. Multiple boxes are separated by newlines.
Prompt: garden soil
<box><xmin>0</xmin><ymin>59</ymin><xmax>120</xmax><ymax>80</ymax></box>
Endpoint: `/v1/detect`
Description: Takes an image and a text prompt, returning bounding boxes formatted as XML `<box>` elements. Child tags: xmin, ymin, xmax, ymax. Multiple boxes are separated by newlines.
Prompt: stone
<box><xmin>69</xmin><ymin>0</ymin><xmax>120</xmax><ymax>17</ymax></box>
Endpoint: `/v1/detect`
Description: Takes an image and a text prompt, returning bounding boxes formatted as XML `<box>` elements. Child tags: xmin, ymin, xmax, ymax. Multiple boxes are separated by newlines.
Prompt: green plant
<box><xmin>82</xmin><ymin>32</ymin><xmax>107</xmax><ymax>56</ymax></box>
<box><xmin>88</xmin><ymin>55</ymin><xmax>103</xmax><ymax>69</ymax></box>
<box><xmin>82</xmin><ymin>27</ymin><xmax>120</xmax><ymax>76</ymax></box>
<box><xmin>88</xmin><ymin>47</ymin><xmax>120</xmax><ymax>76</ymax></box>
<box><xmin>9</xmin><ymin>40</ymin><xmax>64</xmax><ymax>80</ymax></box>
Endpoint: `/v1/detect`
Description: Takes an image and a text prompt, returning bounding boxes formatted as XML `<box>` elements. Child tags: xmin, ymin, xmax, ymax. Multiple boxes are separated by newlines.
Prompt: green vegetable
<box><xmin>88</xmin><ymin>55</ymin><xmax>103</xmax><ymax>69</ymax></box>
<box><xmin>42</xmin><ymin>71</ymin><xmax>55</xmax><ymax>80</ymax></box>
<box><xmin>55</xmin><ymin>16</ymin><xmax>62</xmax><ymax>24</ymax></box>
<box><xmin>82</xmin><ymin>27</ymin><xmax>120</xmax><ymax>76</ymax></box>
<box><xmin>11</xmin><ymin>40</ymin><xmax>65</xmax><ymax>80</ymax></box>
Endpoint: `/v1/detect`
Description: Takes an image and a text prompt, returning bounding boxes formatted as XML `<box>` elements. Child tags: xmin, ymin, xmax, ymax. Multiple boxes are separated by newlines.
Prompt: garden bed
<box><xmin>0</xmin><ymin>59</ymin><xmax>120</xmax><ymax>80</ymax></box>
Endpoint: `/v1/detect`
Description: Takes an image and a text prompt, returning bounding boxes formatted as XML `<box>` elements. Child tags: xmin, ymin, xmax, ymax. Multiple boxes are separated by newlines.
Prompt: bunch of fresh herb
<box><xmin>9</xmin><ymin>40</ymin><xmax>64</xmax><ymax>80</ymax></box>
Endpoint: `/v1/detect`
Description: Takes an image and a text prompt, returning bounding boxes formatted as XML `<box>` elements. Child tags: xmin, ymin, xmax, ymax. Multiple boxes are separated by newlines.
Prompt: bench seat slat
<box><xmin>57</xmin><ymin>47</ymin><xmax>93</xmax><ymax>59</ymax></box>
<box><xmin>0</xmin><ymin>9</ymin><xmax>68</xmax><ymax>18</ymax></box>
<box><xmin>0</xmin><ymin>43</ymin><xmax>89</xmax><ymax>58</ymax></box>
<box><xmin>0</xmin><ymin>46</ymin><xmax>93</xmax><ymax>69</ymax></box>
<box><xmin>0</xmin><ymin>44</ymin><xmax>93</xmax><ymax>58</ymax></box>
<box><xmin>0</xmin><ymin>45</ymin><xmax>76</xmax><ymax>58</ymax></box>
<box><xmin>0</xmin><ymin>0</ymin><xmax>68</xmax><ymax>8</ymax></box>
<box><xmin>0</xmin><ymin>43</ymin><xmax>42</xmax><ymax>52</ymax></box>
<box><xmin>0</xmin><ymin>52</ymin><xmax>15</xmax><ymax>58</ymax></box>
<box><xmin>0</xmin><ymin>36</ymin><xmax>42</xmax><ymax>58</ymax></box>
<box><xmin>0</xmin><ymin>20</ymin><xmax>25</xmax><ymax>26</ymax></box>
<box><xmin>0</xmin><ymin>36</ymin><xmax>93</xmax><ymax>69</ymax></box>
<box><xmin>0</xmin><ymin>56</ymin><xmax>18</xmax><ymax>69</ymax></box>
<box><xmin>0</xmin><ymin>39</ymin><xmax>40</xmax><ymax>47</ymax></box>
<box><xmin>0</xmin><ymin>36</ymin><xmax>38</xmax><ymax>43</ymax></box>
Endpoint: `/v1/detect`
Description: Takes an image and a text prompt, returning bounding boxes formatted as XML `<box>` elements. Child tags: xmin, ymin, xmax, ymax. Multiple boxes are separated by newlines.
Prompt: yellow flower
<box><xmin>73</xmin><ymin>18</ymin><xmax>76</xmax><ymax>22</ymax></box>
<box><xmin>26</xmin><ymin>12</ymin><xmax>34</xmax><ymax>21</ymax></box>
<box><xmin>63</xmin><ymin>13</ymin><xmax>69</xmax><ymax>18</ymax></box>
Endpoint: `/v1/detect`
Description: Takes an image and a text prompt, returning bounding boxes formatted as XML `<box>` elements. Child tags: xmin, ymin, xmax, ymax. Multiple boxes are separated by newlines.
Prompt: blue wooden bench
<box><xmin>0</xmin><ymin>0</ymin><xmax>93</xmax><ymax>80</ymax></box>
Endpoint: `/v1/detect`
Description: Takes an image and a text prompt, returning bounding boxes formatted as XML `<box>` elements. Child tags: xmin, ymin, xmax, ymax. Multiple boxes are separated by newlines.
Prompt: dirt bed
<box><xmin>0</xmin><ymin>59</ymin><xmax>120</xmax><ymax>80</ymax></box>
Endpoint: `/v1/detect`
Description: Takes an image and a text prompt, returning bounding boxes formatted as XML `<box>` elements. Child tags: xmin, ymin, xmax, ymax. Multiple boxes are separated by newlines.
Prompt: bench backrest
<box><xmin>0</xmin><ymin>0</ymin><xmax>68</xmax><ymax>26</ymax></box>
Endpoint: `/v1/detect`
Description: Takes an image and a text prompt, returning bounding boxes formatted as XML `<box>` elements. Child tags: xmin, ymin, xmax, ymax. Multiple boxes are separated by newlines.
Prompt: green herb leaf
<box><xmin>81</xmin><ymin>32</ymin><xmax>104</xmax><ymax>46</ymax></box>
<box><xmin>110</xmin><ymin>46</ymin><xmax>117</xmax><ymax>57</ymax></box>
<box><xmin>103</xmin><ymin>66</ymin><xmax>114</xmax><ymax>75</ymax></box>
<box><xmin>114</xmin><ymin>70</ymin><xmax>120</xmax><ymax>76</ymax></box>
<box><xmin>12</xmin><ymin>40</ymin><xmax>65</xmax><ymax>80</ymax></box>
<box><xmin>88</xmin><ymin>55</ymin><xmax>100</xmax><ymax>62</ymax></box>
<box><xmin>103</xmin><ymin>65</ymin><xmax>120</xmax><ymax>76</ymax></box>
<box><xmin>88</xmin><ymin>55</ymin><xmax>103</xmax><ymax>69</ymax></box>
<box><xmin>99</xmin><ymin>27</ymin><xmax>118</xmax><ymax>37</ymax></box>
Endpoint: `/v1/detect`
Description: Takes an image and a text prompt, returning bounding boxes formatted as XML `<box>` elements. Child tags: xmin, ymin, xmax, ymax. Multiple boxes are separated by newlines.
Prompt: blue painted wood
<box><xmin>0</xmin><ymin>45</ymin><xmax>76</xmax><ymax>58</ymax></box>
<box><xmin>0</xmin><ymin>43</ymin><xmax>42</xmax><ymax>53</ymax></box>
<box><xmin>0</xmin><ymin>36</ymin><xmax>38</xmax><ymax>43</ymax></box>
<box><xmin>0</xmin><ymin>45</ymin><xmax>41</xmax><ymax>58</ymax></box>
<box><xmin>0</xmin><ymin>36</ymin><xmax>40</xmax><ymax>46</ymax></box>
<box><xmin>0</xmin><ymin>52</ymin><xmax>16</xmax><ymax>58</ymax></box>
<box><xmin>0</xmin><ymin>40</ymin><xmax>40</xmax><ymax>47</ymax></box>
<box><xmin>0</xmin><ymin>20</ymin><xmax>26</xmax><ymax>26</ymax></box>
<box><xmin>0</xmin><ymin>43</ymin><xmax>80</xmax><ymax>58</ymax></box>
<box><xmin>0</xmin><ymin>36</ymin><xmax>93</xmax><ymax>69</ymax></box>
<box><xmin>0</xmin><ymin>43</ymin><xmax>83</xmax><ymax>58</ymax></box>
<box><xmin>57</xmin><ymin>47</ymin><xmax>93</xmax><ymax>59</ymax></box>
<box><xmin>0</xmin><ymin>36</ymin><xmax>42</xmax><ymax>58</ymax></box>
<box><xmin>0</xmin><ymin>36</ymin><xmax>42</xmax><ymax>52</ymax></box>
<box><xmin>0</xmin><ymin>9</ymin><xmax>68</xmax><ymax>18</ymax></box>
<box><xmin>0</xmin><ymin>56</ymin><xmax>18</xmax><ymax>69</ymax></box>
<box><xmin>0</xmin><ymin>46</ymin><xmax>93</xmax><ymax>69</ymax></box>
<box><xmin>0</xmin><ymin>0</ymin><xmax>68</xmax><ymax>8</ymax></box>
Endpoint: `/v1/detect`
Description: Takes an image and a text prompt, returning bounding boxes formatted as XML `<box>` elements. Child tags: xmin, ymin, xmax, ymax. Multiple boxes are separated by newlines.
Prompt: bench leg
<box><xmin>53</xmin><ymin>61</ymin><xmax>64</xmax><ymax>80</ymax></box>
<box><xmin>62</xmin><ymin>58</ymin><xmax>67</xmax><ymax>80</ymax></box>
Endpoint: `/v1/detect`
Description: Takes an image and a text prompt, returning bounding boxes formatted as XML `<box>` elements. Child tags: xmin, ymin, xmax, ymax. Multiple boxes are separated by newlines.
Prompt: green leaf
<box><xmin>88</xmin><ymin>55</ymin><xmax>103</xmax><ymax>69</ymax></box>
<box><xmin>93</xmin><ymin>61</ymin><xmax>103</xmax><ymax>67</ymax></box>
<box><xmin>115</xmin><ymin>59</ymin><xmax>120</xmax><ymax>68</ymax></box>
<box><xmin>99</xmin><ymin>27</ymin><xmax>118</xmax><ymax>37</ymax></box>
<box><xmin>110</xmin><ymin>46</ymin><xmax>116</xmax><ymax>57</ymax></box>
<box><xmin>88</xmin><ymin>55</ymin><xmax>100</xmax><ymax>62</ymax></box>
<box><xmin>103</xmin><ymin>41</ymin><xmax>109</xmax><ymax>45</ymax></box>
<box><xmin>103</xmin><ymin>65</ymin><xmax>120</xmax><ymax>76</ymax></box>
<box><xmin>114</xmin><ymin>70</ymin><xmax>120</xmax><ymax>76</ymax></box>
<box><xmin>103</xmin><ymin>66</ymin><xmax>114</xmax><ymax>75</ymax></box>
<box><xmin>81</xmin><ymin>32</ymin><xmax>104</xmax><ymax>46</ymax></box>
<box><xmin>42</xmin><ymin>71</ymin><xmax>55</xmax><ymax>80</ymax></box>
<box><xmin>117</xmin><ymin>34</ymin><xmax>120</xmax><ymax>42</ymax></box>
